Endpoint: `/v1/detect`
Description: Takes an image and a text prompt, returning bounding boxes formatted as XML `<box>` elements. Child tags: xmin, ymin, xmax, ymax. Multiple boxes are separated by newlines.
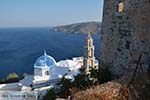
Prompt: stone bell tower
<box><xmin>83</xmin><ymin>33</ymin><xmax>95</xmax><ymax>73</ymax></box>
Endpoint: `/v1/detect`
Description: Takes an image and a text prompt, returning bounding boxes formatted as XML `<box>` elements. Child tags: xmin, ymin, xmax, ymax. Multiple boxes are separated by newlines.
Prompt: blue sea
<box><xmin>0</xmin><ymin>27</ymin><xmax>100</xmax><ymax>79</ymax></box>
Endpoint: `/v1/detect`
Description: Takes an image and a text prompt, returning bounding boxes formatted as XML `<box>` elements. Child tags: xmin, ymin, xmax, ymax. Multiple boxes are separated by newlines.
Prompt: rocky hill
<box><xmin>49</xmin><ymin>22</ymin><xmax>101</xmax><ymax>34</ymax></box>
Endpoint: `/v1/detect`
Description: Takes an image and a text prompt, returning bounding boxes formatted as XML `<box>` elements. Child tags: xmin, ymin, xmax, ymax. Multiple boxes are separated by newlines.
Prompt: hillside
<box><xmin>49</xmin><ymin>22</ymin><xmax>101</xmax><ymax>34</ymax></box>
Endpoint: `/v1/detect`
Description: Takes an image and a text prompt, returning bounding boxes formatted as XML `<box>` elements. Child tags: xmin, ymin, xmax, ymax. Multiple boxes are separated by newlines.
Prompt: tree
<box><xmin>97</xmin><ymin>64</ymin><xmax>112</xmax><ymax>84</ymax></box>
<box><xmin>73</xmin><ymin>71</ymin><xmax>92</xmax><ymax>90</ymax></box>
<box><xmin>89</xmin><ymin>67</ymin><xmax>99</xmax><ymax>84</ymax></box>
<box><xmin>43</xmin><ymin>88</ymin><xmax>57</xmax><ymax>100</ymax></box>
<box><xmin>57</xmin><ymin>77</ymin><xmax>73</xmax><ymax>98</ymax></box>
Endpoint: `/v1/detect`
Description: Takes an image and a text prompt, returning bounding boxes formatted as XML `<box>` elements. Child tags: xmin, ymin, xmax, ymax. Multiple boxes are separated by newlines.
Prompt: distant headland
<box><xmin>49</xmin><ymin>21</ymin><xmax>101</xmax><ymax>34</ymax></box>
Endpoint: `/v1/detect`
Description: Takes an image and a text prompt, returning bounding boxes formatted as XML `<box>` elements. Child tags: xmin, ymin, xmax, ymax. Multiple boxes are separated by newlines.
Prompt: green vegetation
<box><xmin>72</xmin><ymin>70</ymin><xmax>92</xmax><ymax>90</ymax></box>
<box><xmin>43</xmin><ymin>88</ymin><xmax>57</xmax><ymax>100</ymax></box>
<box><xmin>97</xmin><ymin>64</ymin><xmax>112</xmax><ymax>84</ymax></box>
<box><xmin>57</xmin><ymin>77</ymin><xmax>73</xmax><ymax>98</ymax></box>
<box><xmin>43</xmin><ymin>64</ymin><xmax>112</xmax><ymax>99</ymax></box>
<box><xmin>0</xmin><ymin>73</ymin><xmax>19</xmax><ymax>84</ymax></box>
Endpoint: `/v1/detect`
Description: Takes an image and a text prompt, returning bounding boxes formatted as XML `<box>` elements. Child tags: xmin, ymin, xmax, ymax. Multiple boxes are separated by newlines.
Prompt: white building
<box><xmin>0</xmin><ymin>51</ymin><xmax>84</xmax><ymax>99</ymax></box>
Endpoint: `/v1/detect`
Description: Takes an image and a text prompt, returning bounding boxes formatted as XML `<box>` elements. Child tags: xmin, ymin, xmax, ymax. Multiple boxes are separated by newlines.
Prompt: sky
<box><xmin>0</xmin><ymin>0</ymin><xmax>103</xmax><ymax>27</ymax></box>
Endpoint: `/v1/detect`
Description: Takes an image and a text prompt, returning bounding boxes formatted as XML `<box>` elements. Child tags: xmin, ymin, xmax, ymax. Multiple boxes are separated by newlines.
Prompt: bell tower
<box><xmin>83</xmin><ymin>32</ymin><xmax>95</xmax><ymax>73</ymax></box>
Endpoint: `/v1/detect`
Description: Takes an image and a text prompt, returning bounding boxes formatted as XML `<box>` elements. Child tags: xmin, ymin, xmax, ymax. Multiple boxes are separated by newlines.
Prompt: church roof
<box><xmin>34</xmin><ymin>51</ymin><xmax>56</xmax><ymax>68</ymax></box>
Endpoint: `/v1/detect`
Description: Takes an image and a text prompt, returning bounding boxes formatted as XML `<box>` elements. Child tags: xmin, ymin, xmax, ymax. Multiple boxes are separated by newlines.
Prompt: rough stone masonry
<box><xmin>100</xmin><ymin>0</ymin><xmax>150</xmax><ymax>77</ymax></box>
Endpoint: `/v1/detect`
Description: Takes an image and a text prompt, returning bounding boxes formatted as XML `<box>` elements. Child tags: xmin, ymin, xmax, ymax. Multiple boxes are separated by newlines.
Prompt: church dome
<box><xmin>34</xmin><ymin>51</ymin><xmax>56</xmax><ymax>68</ymax></box>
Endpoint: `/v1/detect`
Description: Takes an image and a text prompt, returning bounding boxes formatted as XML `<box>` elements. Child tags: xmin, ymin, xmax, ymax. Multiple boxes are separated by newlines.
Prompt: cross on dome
<box><xmin>44</xmin><ymin>50</ymin><xmax>47</xmax><ymax>56</ymax></box>
<box><xmin>34</xmin><ymin>50</ymin><xmax>56</xmax><ymax>68</ymax></box>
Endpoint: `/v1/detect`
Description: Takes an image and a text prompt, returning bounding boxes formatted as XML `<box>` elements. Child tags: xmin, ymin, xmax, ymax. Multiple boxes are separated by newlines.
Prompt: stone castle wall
<box><xmin>100</xmin><ymin>0</ymin><xmax>150</xmax><ymax>77</ymax></box>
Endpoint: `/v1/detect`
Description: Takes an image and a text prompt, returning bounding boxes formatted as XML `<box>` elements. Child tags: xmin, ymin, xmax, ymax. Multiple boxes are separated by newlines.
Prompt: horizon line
<box><xmin>0</xmin><ymin>21</ymin><xmax>102</xmax><ymax>28</ymax></box>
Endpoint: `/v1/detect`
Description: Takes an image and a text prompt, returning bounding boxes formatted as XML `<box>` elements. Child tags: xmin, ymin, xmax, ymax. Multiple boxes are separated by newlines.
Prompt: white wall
<box><xmin>0</xmin><ymin>82</ymin><xmax>22</xmax><ymax>91</ymax></box>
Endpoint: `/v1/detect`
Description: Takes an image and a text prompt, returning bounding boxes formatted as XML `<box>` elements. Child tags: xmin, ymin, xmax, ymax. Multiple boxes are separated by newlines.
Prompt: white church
<box><xmin>0</xmin><ymin>34</ymin><xmax>99</xmax><ymax>99</ymax></box>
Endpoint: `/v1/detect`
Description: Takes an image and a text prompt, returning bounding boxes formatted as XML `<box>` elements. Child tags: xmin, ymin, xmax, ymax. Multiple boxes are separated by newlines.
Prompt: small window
<box><xmin>45</xmin><ymin>71</ymin><xmax>49</xmax><ymax>75</ymax></box>
<box><xmin>118</xmin><ymin>2</ymin><xmax>124</xmax><ymax>12</ymax></box>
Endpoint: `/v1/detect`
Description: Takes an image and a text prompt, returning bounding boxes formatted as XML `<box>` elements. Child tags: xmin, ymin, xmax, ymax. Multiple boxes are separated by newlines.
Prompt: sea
<box><xmin>0</xmin><ymin>27</ymin><xmax>100</xmax><ymax>79</ymax></box>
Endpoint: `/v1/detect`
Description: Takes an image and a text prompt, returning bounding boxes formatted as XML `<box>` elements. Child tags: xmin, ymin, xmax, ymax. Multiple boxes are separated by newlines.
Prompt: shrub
<box><xmin>43</xmin><ymin>88</ymin><xmax>57</xmax><ymax>100</ymax></box>
<box><xmin>73</xmin><ymin>82</ymin><xmax>133</xmax><ymax>100</ymax></box>
<box><xmin>88</xmin><ymin>64</ymin><xmax>112</xmax><ymax>84</ymax></box>
<box><xmin>57</xmin><ymin>77</ymin><xmax>73</xmax><ymax>98</ymax></box>
<box><xmin>1</xmin><ymin>73</ymin><xmax>19</xmax><ymax>83</ymax></box>
<box><xmin>98</xmin><ymin>64</ymin><xmax>112</xmax><ymax>84</ymax></box>
<box><xmin>73</xmin><ymin>71</ymin><xmax>92</xmax><ymax>90</ymax></box>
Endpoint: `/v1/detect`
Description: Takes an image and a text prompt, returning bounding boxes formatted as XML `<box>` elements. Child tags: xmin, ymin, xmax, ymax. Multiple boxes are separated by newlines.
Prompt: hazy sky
<box><xmin>0</xmin><ymin>0</ymin><xmax>103</xmax><ymax>27</ymax></box>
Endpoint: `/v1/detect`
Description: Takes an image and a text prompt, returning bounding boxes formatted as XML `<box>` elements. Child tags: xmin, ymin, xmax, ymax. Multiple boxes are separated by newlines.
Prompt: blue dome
<box><xmin>34</xmin><ymin>53</ymin><xmax>56</xmax><ymax>68</ymax></box>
